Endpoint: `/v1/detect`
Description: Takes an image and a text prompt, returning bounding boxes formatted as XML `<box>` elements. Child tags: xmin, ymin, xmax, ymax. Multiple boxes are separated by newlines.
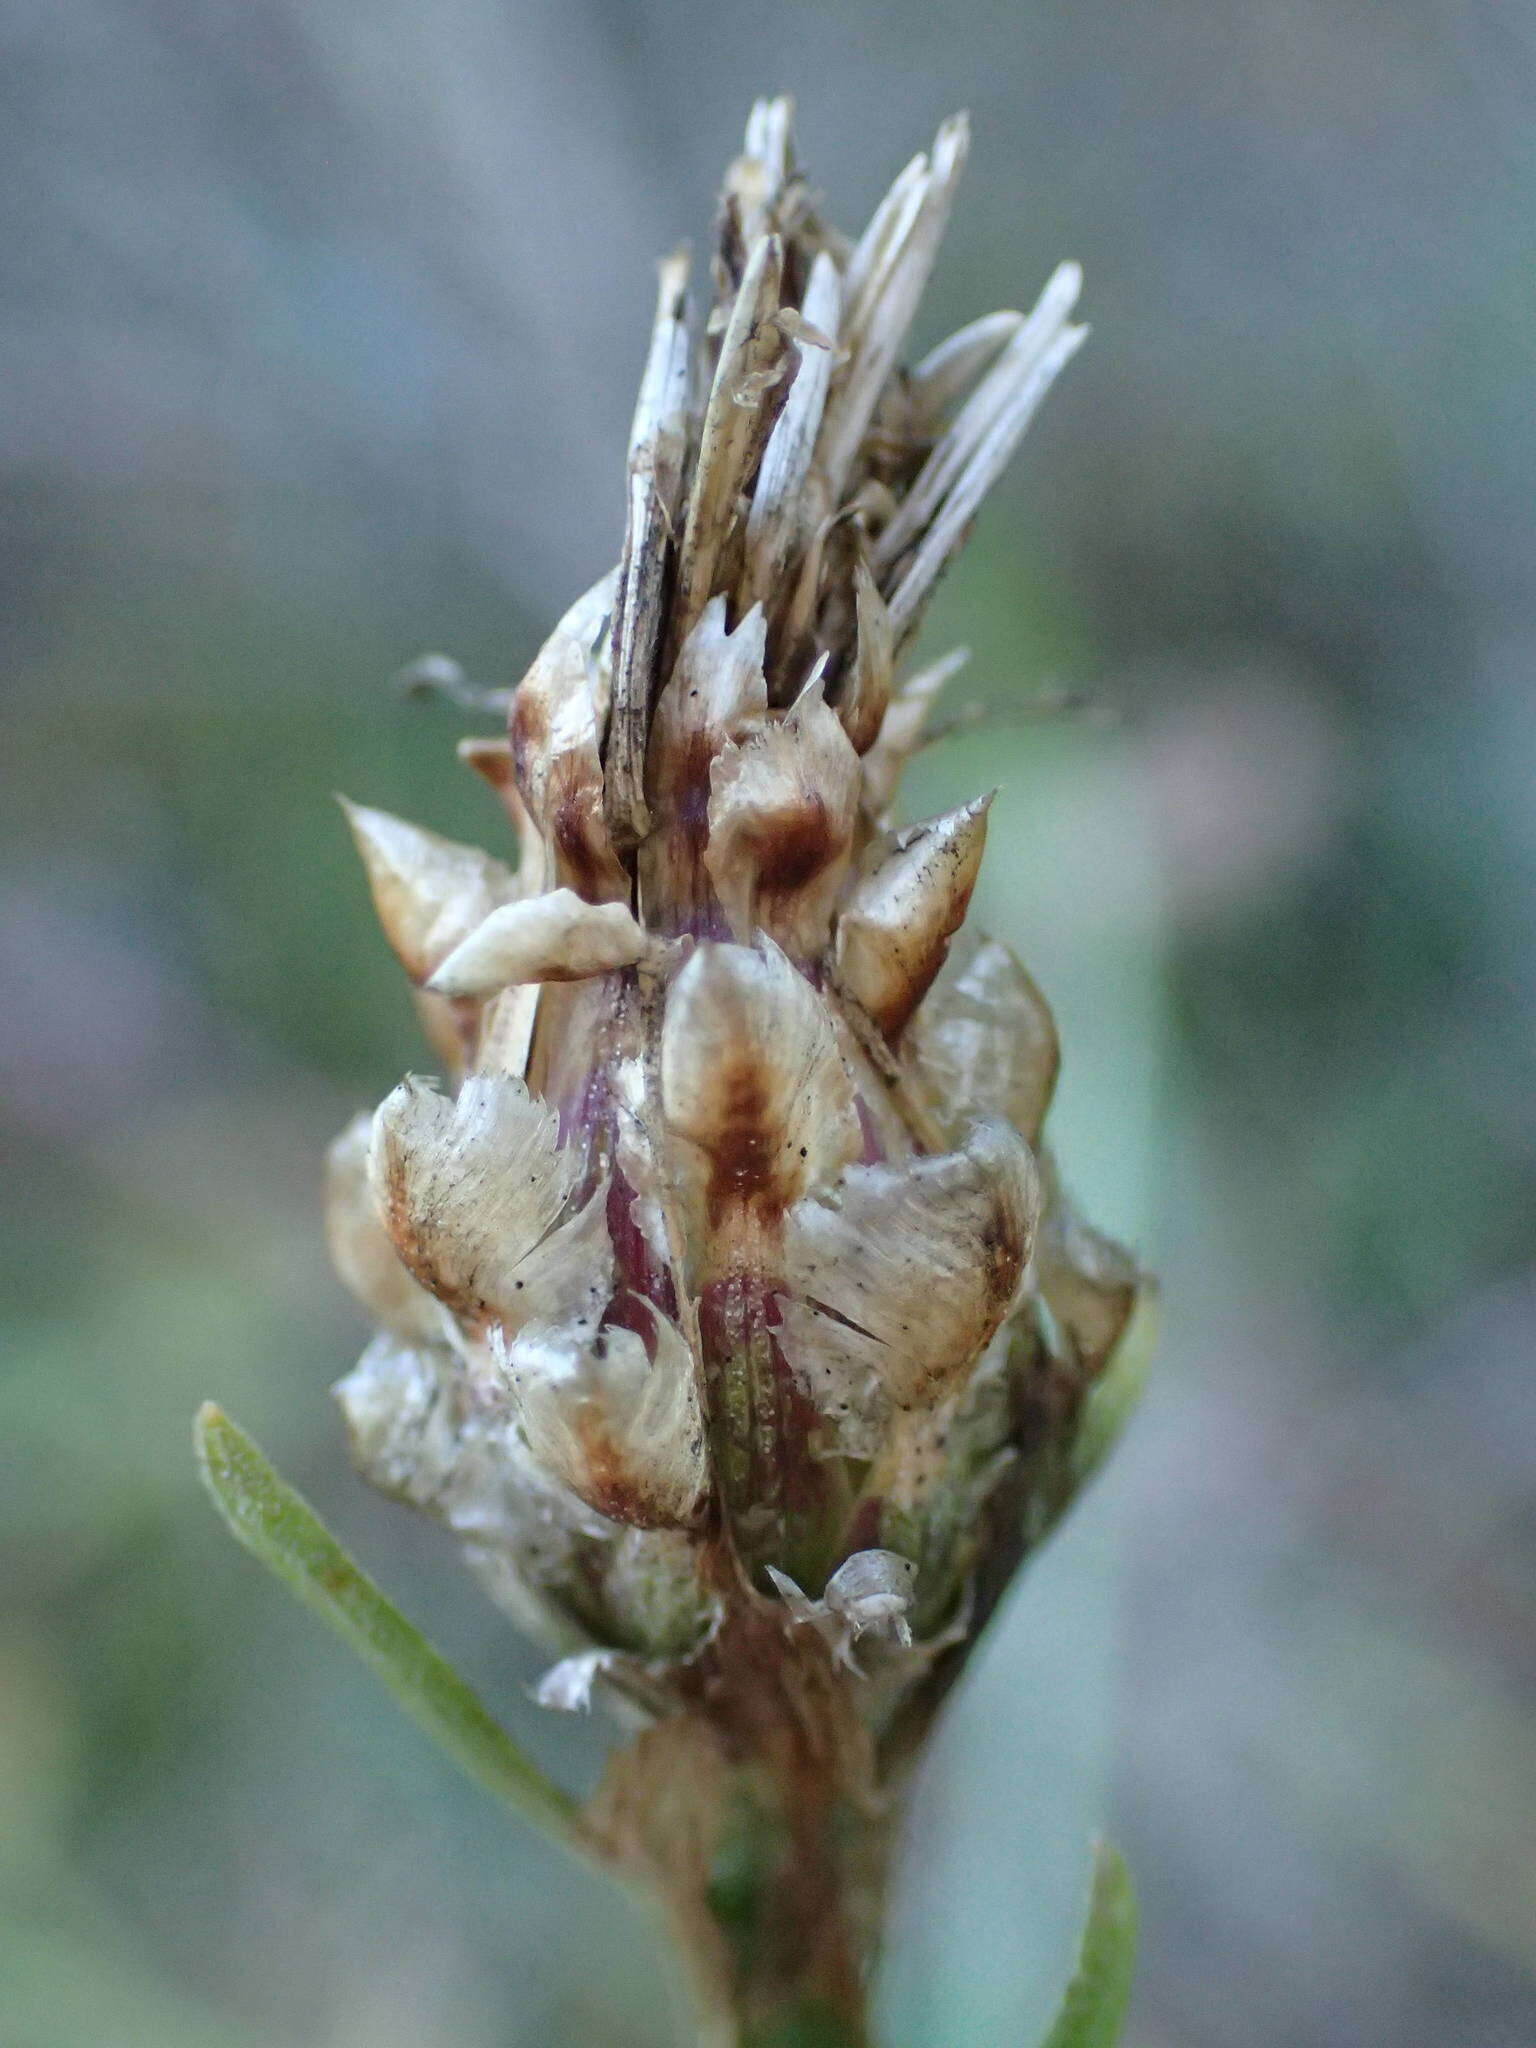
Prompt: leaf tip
<box><xmin>1039</xmin><ymin>1837</ymin><xmax>1138</xmax><ymax>2048</ymax></box>
<box><xmin>192</xmin><ymin>1399</ymin><xmax>225</xmax><ymax>1474</ymax></box>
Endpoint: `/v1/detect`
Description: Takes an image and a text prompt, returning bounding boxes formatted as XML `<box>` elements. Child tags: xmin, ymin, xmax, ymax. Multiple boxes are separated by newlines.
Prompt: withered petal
<box><xmin>508</xmin><ymin>569</ymin><xmax>629</xmax><ymax>904</ymax></box>
<box><xmin>834</xmin><ymin>793</ymin><xmax>992</xmax><ymax>1038</ymax></box>
<box><xmin>368</xmin><ymin>1073</ymin><xmax>610</xmax><ymax>1333</ymax></box>
<box><xmin>905</xmin><ymin>936</ymin><xmax>1060</xmax><ymax>1143</ymax></box>
<box><xmin>816</xmin><ymin>113</ymin><xmax>969</xmax><ymax>499</ymax></box>
<box><xmin>428</xmin><ymin>890</ymin><xmax>653</xmax><ymax>998</ymax></box>
<box><xmin>497</xmin><ymin>1307</ymin><xmax>707</xmax><ymax>1530</ymax></box>
<box><xmin>704</xmin><ymin>677</ymin><xmax>860</xmax><ymax>959</ymax></box>
<box><xmin>339</xmin><ymin>797</ymin><xmax>517</xmax><ymax>983</ymax></box>
<box><xmin>744</xmin><ymin>249</ymin><xmax>842</xmax><ymax>610</ymax></box>
<box><xmin>780</xmin><ymin>1119</ymin><xmax>1040</xmax><ymax>1418</ymax></box>
<box><xmin>660</xmin><ymin>939</ymin><xmax>860</xmax><ymax>1223</ymax></box>
<box><xmin>325</xmin><ymin>1112</ymin><xmax>449</xmax><ymax>1344</ymax></box>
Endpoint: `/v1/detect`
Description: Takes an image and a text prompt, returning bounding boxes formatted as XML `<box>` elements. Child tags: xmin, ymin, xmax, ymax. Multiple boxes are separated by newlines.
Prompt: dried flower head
<box><xmin>322</xmin><ymin>98</ymin><xmax>1146</xmax><ymax>2037</ymax></box>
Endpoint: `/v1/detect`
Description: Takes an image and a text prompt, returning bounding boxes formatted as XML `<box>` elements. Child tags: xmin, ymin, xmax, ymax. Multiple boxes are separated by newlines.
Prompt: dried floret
<box><xmin>324</xmin><ymin>116</ymin><xmax>1145</xmax><ymax>1996</ymax></box>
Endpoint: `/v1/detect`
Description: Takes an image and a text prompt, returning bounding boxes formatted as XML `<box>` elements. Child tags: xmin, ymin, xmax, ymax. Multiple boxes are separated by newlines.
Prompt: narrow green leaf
<box><xmin>1038</xmin><ymin>1841</ymin><xmax>1138</xmax><ymax>2048</ymax></box>
<box><xmin>194</xmin><ymin>1402</ymin><xmax>596</xmax><ymax>1869</ymax></box>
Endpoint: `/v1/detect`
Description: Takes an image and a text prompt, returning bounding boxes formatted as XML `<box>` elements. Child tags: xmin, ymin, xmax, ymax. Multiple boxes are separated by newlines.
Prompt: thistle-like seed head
<box><xmin>329</xmin><ymin>100</ymin><xmax>1140</xmax><ymax>1732</ymax></box>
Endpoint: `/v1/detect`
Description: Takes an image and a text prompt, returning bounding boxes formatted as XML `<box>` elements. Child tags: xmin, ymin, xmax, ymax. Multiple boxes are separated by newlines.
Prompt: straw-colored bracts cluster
<box><xmin>327</xmin><ymin>99</ymin><xmax>1142</xmax><ymax>1740</ymax></box>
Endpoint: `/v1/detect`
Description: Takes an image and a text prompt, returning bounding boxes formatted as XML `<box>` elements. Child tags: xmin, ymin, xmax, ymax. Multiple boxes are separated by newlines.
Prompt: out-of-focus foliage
<box><xmin>1039</xmin><ymin>1845</ymin><xmax>1138</xmax><ymax>2048</ymax></box>
<box><xmin>2</xmin><ymin>4</ymin><xmax>1533</xmax><ymax>2045</ymax></box>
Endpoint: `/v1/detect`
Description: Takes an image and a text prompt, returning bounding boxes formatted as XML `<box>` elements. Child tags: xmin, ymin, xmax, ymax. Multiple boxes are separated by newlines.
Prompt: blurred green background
<box><xmin>4</xmin><ymin>4</ymin><xmax>1535</xmax><ymax>2043</ymax></box>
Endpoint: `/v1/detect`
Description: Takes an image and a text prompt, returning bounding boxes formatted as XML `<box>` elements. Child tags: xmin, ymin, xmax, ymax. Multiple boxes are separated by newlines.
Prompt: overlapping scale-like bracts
<box><xmin>327</xmin><ymin>100</ymin><xmax>1142</xmax><ymax>1727</ymax></box>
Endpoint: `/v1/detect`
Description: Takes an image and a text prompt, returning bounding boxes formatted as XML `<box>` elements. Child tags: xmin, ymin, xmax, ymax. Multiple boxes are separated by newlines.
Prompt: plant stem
<box><xmin>590</xmin><ymin>1603</ymin><xmax>891</xmax><ymax>2048</ymax></box>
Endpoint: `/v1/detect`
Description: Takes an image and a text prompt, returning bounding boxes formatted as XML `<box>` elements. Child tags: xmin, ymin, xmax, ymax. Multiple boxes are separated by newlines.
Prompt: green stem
<box><xmin>692</xmin><ymin>1712</ymin><xmax>888</xmax><ymax>2045</ymax></box>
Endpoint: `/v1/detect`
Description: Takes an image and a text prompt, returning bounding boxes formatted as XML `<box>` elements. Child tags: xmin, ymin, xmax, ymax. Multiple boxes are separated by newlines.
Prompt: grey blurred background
<box><xmin>4</xmin><ymin>3</ymin><xmax>1535</xmax><ymax>2044</ymax></box>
